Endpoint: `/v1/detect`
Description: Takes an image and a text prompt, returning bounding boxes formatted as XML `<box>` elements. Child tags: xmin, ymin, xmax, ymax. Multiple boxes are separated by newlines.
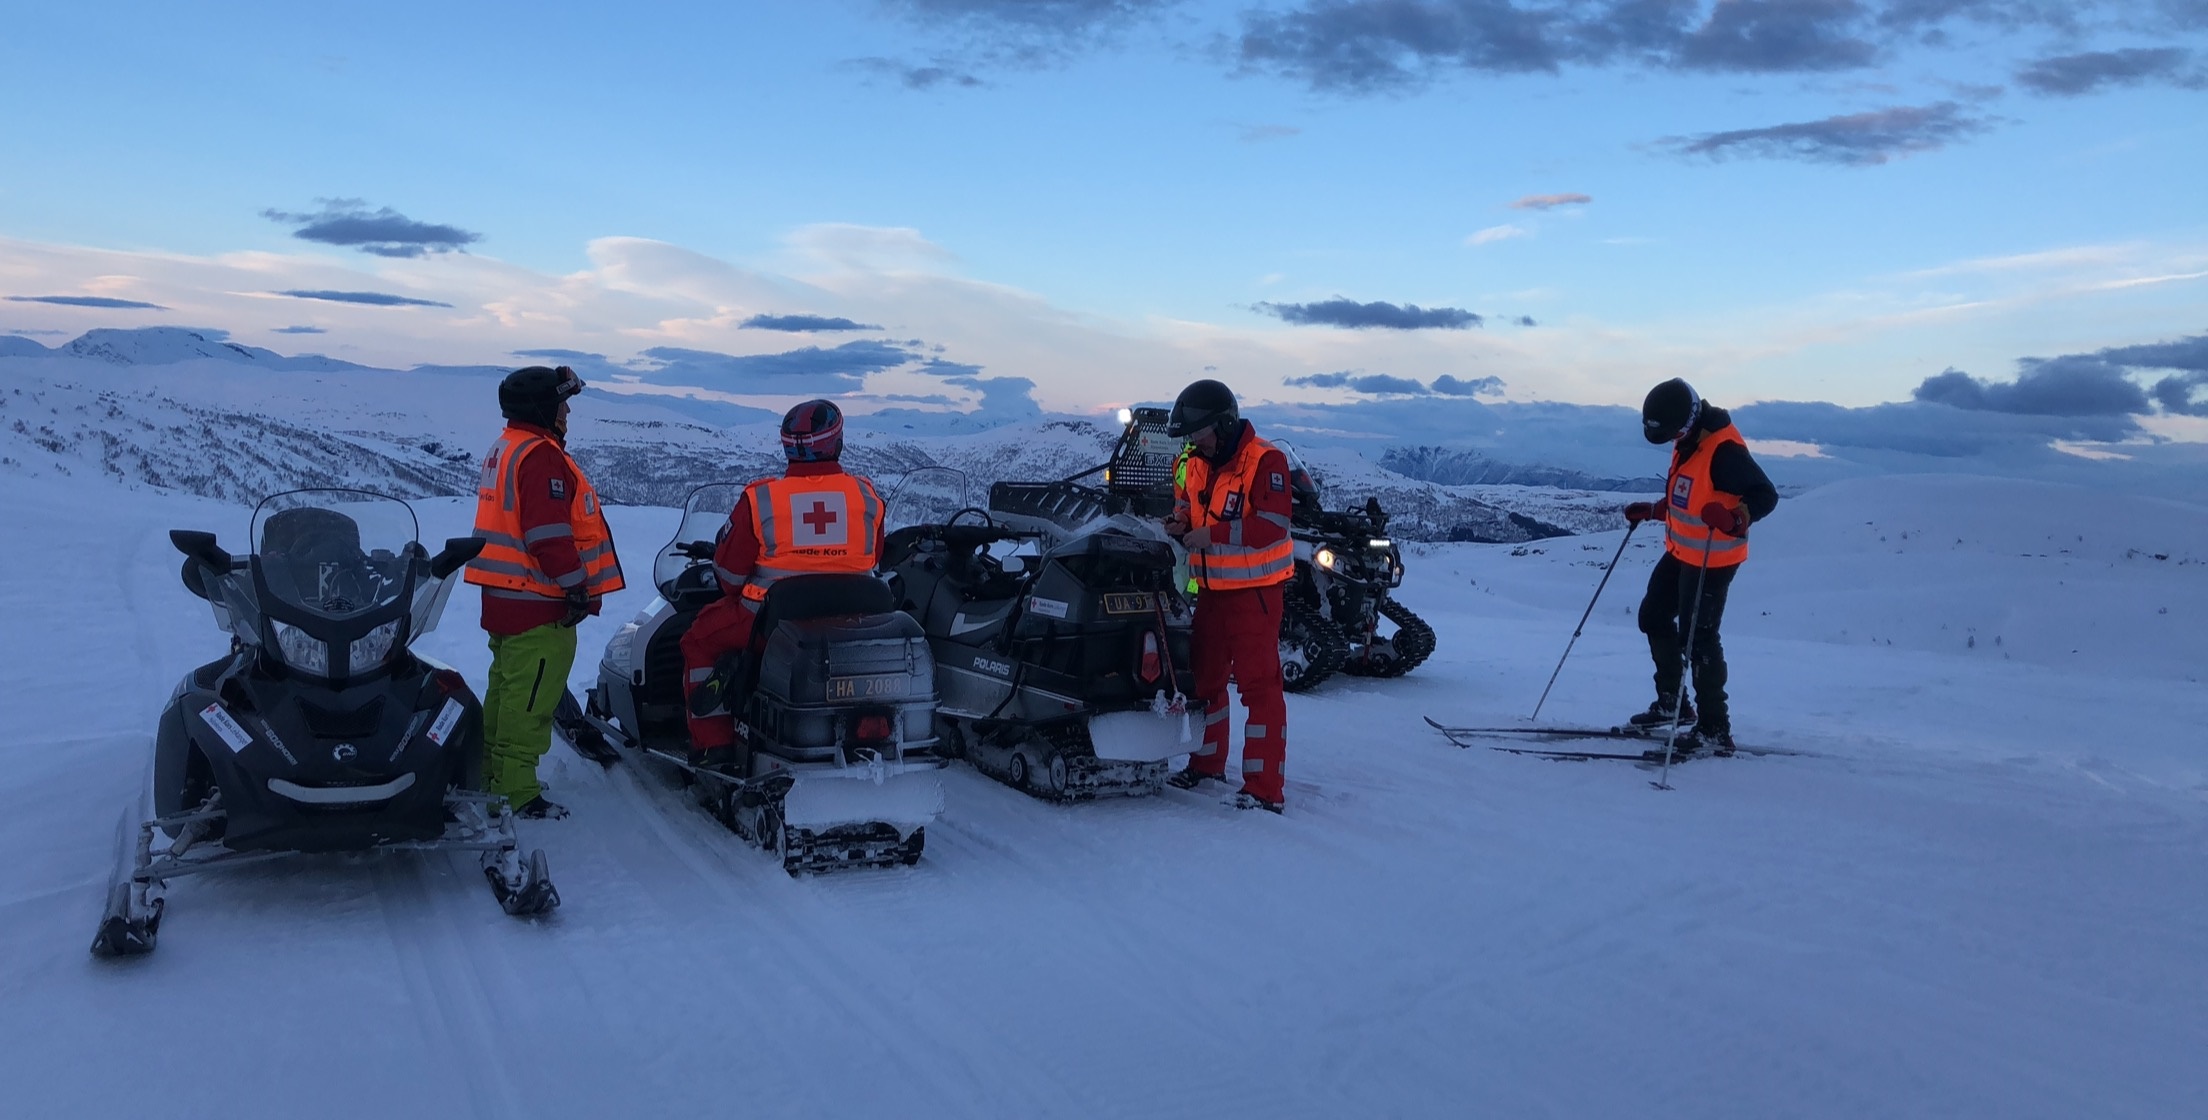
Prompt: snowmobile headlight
<box><xmin>348</xmin><ymin>619</ymin><xmax>401</xmax><ymax>669</ymax></box>
<box><xmin>271</xmin><ymin>621</ymin><xmax>329</xmax><ymax>676</ymax></box>
<box><xmin>603</xmin><ymin>620</ymin><xmax>639</xmax><ymax>670</ymax></box>
<box><xmin>1368</xmin><ymin>538</ymin><xmax>1391</xmax><ymax>550</ymax></box>
<box><xmin>1117</xmin><ymin>407</ymin><xmax>1134</xmax><ymax>426</ymax></box>
<box><xmin>1314</xmin><ymin>547</ymin><xmax>1339</xmax><ymax>571</ymax></box>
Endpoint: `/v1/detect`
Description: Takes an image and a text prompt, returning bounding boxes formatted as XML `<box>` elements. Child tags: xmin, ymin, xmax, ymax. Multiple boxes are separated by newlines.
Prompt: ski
<box><xmin>1423</xmin><ymin>716</ymin><xmax>1810</xmax><ymax>760</ymax></box>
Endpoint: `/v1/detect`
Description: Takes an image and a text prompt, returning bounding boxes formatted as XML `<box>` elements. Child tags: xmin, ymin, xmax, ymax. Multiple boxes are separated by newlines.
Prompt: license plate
<box><xmin>827</xmin><ymin>674</ymin><xmax>910</xmax><ymax>700</ymax></box>
<box><xmin>1102</xmin><ymin>592</ymin><xmax>1154</xmax><ymax>615</ymax></box>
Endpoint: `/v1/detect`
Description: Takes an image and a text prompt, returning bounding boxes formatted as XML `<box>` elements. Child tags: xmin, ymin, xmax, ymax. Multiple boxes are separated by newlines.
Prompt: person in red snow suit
<box><xmin>1160</xmin><ymin>379</ymin><xmax>1296</xmax><ymax>813</ymax></box>
<box><xmin>678</xmin><ymin>399</ymin><xmax>885</xmax><ymax>767</ymax></box>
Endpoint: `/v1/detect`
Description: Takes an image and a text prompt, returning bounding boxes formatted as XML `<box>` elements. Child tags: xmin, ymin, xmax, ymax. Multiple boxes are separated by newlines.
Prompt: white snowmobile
<box><xmin>93</xmin><ymin>489</ymin><xmax>557</xmax><ymax>958</ymax></box>
<box><xmin>881</xmin><ymin>469</ymin><xmax>1197</xmax><ymax>801</ymax></box>
<box><xmin>562</xmin><ymin>483</ymin><xmax>944</xmax><ymax>875</ymax></box>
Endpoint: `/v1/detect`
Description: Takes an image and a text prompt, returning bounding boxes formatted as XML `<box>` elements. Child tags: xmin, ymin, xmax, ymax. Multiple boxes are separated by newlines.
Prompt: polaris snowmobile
<box><xmin>1276</xmin><ymin>443</ymin><xmax>1435</xmax><ymax>692</ymax></box>
<box><xmin>93</xmin><ymin>489</ymin><xmax>558</xmax><ymax>959</ymax></box>
<box><xmin>562</xmin><ymin>483</ymin><xmax>944</xmax><ymax>875</ymax></box>
<box><xmin>881</xmin><ymin>468</ymin><xmax>1198</xmax><ymax>801</ymax></box>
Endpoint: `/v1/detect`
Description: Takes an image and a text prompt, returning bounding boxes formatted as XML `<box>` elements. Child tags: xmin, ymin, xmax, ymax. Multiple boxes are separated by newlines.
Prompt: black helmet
<box><xmin>1166</xmin><ymin>378</ymin><xmax>1240</xmax><ymax>439</ymax></box>
<box><xmin>1641</xmin><ymin>378</ymin><xmax>1700</xmax><ymax>444</ymax></box>
<box><xmin>780</xmin><ymin>398</ymin><xmax>845</xmax><ymax>462</ymax></box>
<box><xmin>500</xmin><ymin>365</ymin><xmax>585</xmax><ymax>430</ymax></box>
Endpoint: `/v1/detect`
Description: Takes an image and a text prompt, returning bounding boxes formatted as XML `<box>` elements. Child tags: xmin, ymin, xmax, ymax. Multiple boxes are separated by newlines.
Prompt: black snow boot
<box><xmin>1168</xmin><ymin>764</ymin><xmax>1224</xmax><ymax>790</ymax></box>
<box><xmin>516</xmin><ymin>795</ymin><xmax>570</xmax><ymax>820</ymax></box>
<box><xmin>1680</xmin><ymin>722</ymin><xmax>1735</xmax><ymax>756</ymax></box>
<box><xmin>1231</xmin><ymin>788</ymin><xmax>1284</xmax><ymax>814</ymax></box>
<box><xmin>1627</xmin><ymin>696</ymin><xmax>1694</xmax><ymax>730</ymax></box>
<box><xmin>687</xmin><ymin>743</ymin><xmax>737</xmax><ymax>770</ymax></box>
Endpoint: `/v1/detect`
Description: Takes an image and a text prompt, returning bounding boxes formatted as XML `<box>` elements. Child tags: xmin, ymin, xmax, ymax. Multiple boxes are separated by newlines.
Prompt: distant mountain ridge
<box><xmin>1380</xmin><ymin>445</ymin><xmax>1661</xmax><ymax>492</ymax></box>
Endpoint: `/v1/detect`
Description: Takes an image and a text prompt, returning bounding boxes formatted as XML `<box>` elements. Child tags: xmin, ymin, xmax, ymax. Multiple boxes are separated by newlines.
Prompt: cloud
<box><xmin>1236</xmin><ymin>0</ymin><xmax>1564</xmax><ymax>92</ymax></box>
<box><xmin>870</xmin><ymin>0</ymin><xmax>1179</xmax><ymax>72</ymax></box>
<box><xmin>1431</xmin><ymin>374</ymin><xmax>1505</xmax><ymax>396</ymax></box>
<box><xmin>740</xmin><ymin>313</ymin><xmax>886</xmax><ymax>332</ymax></box>
<box><xmin>1515</xmin><ymin>315</ymin><xmax>1537</xmax><ymax>326</ymax></box>
<box><xmin>1910</xmin><ymin>331</ymin><xmax>2208</xmax><ymax>417</ymax></box>
<box><xmin>1466</xmin><ymin>223</ymin><xmax>1530</xmax><ymax>246</ymax></box>
<box><xmin>843</xmin><ymin>56</ymin><xmax>986</xmax><ymax>89</ymax></box>
<box><xmin>275</xmin><ymin>289</ymin><xmax>454</xmax><ymax>308</ymax></box>
<box><xmin>512</xmin><ymin>348</ymin><xmax>606</xmax><ymax>361</ymax></box>
<box><xmin>5</xmin><ymin>294</ymin><xmax>165</xmax><ymax>309</ymax></box>
<box><xmin>1510</xmin><ymin>192</ymin><xmax>1590</xmax><ymax>210</ymax></box>
<box><xmin>1285</xmin><ymin>370</ymin><xmax>1433</xmax><ymax>395</ymax></box>
<box><xmin>1660</xmin><ymin>101</ymin><xmax>1994</xmax><ymax>165</ymax></box>
<box><xmin>1671</xmin><ymin>0</ymin><xmax>1878</xmax><ymax>73</ymax></box>
<box><xmin>1257</xmin><ymin>297</ymin><xmax>1483</xmax><ymax>330</ymax></box>
<box><xmin>260</xmin><ymin>198</ymin><xmax>483</xmax><ymax>258</ymax></box>
<box><xmin>271</xmin><ymin>325</ymin><xmax>326</xmax><ymax>334</ymax></box>
<box><xmin>636</xmin><ymin>339</ymin><xmax>924</xmax><ymax>392</ymax></box>
<box><xmin>2016</xmin><ymin>47</ymin><xmax>2200</xmax><ymax>95</ymax></box>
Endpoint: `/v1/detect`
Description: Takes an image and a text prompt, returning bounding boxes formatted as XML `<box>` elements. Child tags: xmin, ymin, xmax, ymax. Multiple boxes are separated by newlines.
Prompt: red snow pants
<box><xmin>1189</xmin><ymin>583</ymin><xmax>1288</xmax><ymax>803</ymax></box>
<box><xmin>679</xmin><ymin>595</ymin><xmax>758</xmax><ymax>750</ymax></box>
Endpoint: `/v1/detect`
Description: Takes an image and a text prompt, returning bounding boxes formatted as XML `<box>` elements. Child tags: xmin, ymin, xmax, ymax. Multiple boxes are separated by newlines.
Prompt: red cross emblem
<box><xmin>789</xmin><ymin>490</ymin><xmax>850</xmax><ymax>547</ymax></box>
<box><xmin>802</xmin><ymin>500</ymin><xmax>839</xmax><ymax>535</ymax></box>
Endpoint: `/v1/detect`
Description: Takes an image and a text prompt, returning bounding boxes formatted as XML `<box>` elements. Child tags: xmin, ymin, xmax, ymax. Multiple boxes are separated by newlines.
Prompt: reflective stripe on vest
<box><xmin>1178</xmin><ymin>432</ymin><xmax>1293</xmax><ymax>592</ymax></box>
<box><xmin>1663</xmin><ymin>423</ymin><xmax>1750</xmax><ymax>569</ymax></box>
<box><xmin>464</xmin><ymin>426</ymin><xmax>627</xmax><ymax>598</ymax></box>
<box><xmin>737</xmin><ymin>473</ymin><xmax>884</xmax><ymax>602</ymax></box>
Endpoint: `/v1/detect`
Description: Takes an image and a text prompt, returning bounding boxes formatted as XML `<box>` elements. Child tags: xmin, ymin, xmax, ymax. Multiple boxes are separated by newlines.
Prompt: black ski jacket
<box><xmin>1676</xmin><ymin>405</ymin><xmax>1779</xmax><ymax>523</ymax></box>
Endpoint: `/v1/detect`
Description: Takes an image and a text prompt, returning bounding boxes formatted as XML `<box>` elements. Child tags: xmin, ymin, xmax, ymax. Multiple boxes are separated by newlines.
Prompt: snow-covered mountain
<box><xmin>0</xmin><ymin>331</ymin><xmax>1635</xmax><ymax>540</ymax></box>
<box><xmin>1379</xmin><ymin>444</ymin><xmax>1663</xmax><ymax>492</ymax></box>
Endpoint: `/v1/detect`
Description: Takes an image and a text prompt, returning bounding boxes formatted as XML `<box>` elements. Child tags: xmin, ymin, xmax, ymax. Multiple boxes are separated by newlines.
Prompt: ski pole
<box><xmin>1653</xmin><ymin>532</ymin><xmax>1717</xmax><ymax>790</ymax></box>
<box><xmin>1530</xmin><ymin>521</ymin><xmax>1639</xmax><ymax>720</ymax></box>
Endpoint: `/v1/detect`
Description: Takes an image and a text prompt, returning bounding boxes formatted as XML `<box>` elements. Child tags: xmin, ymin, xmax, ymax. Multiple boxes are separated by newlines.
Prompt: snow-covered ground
<box><xmin>2</xmin><ymin>469</ymin><xmax>2204</xmax><ymax>1119</ymax></box>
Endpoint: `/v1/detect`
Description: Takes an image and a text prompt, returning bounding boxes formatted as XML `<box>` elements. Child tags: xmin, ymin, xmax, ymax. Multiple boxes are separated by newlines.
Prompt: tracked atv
<box><xmin>563</xmin><ymin>483</ymin><xmax>944</xmax><ymax>874</ymax></box>
<box><xmin>93</xmin><ymin>489</ymin><xmax>558</xmax><ymax>958</ymax></box>
<box><xmin>882</xmin><ymin>469</ymin><xmax>1198</xmax><ymax>802</ymax></box>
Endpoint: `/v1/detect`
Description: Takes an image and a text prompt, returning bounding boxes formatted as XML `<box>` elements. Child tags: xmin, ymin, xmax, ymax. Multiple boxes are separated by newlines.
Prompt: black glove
<box><xmin>1623</xmin><ymin>501</ymin><xmax>1663</xmax><ymax>525</ymax></box>
<box><xmin>560</xmin><ymin>587</ymin><xmax>592</xmax><ymax>628</ymax></box>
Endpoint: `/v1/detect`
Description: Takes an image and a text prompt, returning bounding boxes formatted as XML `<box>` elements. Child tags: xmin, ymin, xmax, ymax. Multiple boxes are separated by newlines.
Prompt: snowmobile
<box><xmin>1093</xmin><ymin>407</ymin><xmax>1434</xmax><ymax>693</ymax></box>
<box><xmin>881</xmin><ymin>468</ymin><xmax>1198</xmax><ymax>801</ymax></box>
<box><xmin>93</xmin><ymin>489</ymin><xmax>558</xmax><ymax>958</ymax></box>
<box><xmin>562</xmin><ymin>483</ymin><xmax>944</xmax><ymax>874</ymax></box>
<box><xmin>1275</xmin><ymin>443</ymin><xmax>1435</xmax><ymax>692</ymax></box>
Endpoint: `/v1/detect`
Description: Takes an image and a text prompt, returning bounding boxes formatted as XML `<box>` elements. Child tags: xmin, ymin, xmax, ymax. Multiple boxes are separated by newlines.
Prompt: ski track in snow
<box><xmin>2</xmin><ymin>476</ymin><xmax>2205</xmax><ymax>1118</ymax></box>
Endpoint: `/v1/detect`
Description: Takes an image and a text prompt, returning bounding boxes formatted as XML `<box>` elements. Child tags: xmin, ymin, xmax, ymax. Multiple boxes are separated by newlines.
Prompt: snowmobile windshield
<box><xmin>250</xmin><ymin>490</ymin><xmax>419</xmax><ymax>621</ymax></box>
<box><xmin>1273</xmin><ymin>440</ymin><xmax>1324</xmax><ymax>508</ymax></box>
<box><xmin>884</xmin><ymin>467</ymin><xmax>970</xmax><ymax>532</ymax></box>
<box><xmin>656</xmin><ymin>482</ymin><xmax>746</xmax><ymax>592</ymax></box>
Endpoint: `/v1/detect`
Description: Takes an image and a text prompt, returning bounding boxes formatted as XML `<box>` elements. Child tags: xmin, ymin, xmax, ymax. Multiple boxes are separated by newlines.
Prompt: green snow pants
<box><xmin>481</xmin><ymin>623</ymin><xmax>578</xmax><ymax>807</ymax></box>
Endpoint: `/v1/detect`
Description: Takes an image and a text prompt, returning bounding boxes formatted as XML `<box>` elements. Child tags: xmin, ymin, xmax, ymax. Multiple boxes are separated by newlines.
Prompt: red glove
<box><xmin>1700</xmin><ymin>501</ymin><xmax>1747</xmax><ymax>537</ymax></box>
<box><xmin>1623</xmin><ymin>502</ymin><xmax>1663</xmax><ymax>524</ymax></box>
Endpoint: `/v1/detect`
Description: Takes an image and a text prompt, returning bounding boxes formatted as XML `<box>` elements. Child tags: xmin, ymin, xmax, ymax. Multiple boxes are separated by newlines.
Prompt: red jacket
<box><xmin>479</xmin><ymin>422</ymin><xmax>598</xmax><ymax>635</ymax></box>
<box><xmin>714</xmin><ymin>460</ymin><xmax>884</xmax><ymax>595</ymax></box>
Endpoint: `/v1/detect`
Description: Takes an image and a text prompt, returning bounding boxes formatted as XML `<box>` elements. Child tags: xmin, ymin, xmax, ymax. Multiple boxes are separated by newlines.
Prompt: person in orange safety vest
<box><xmin>679</xmin><ymin>399</ymin><xmax>885</xmax><ymax>768</ymax></box>
<box><xmin>1160</xmin><ymin>379</ymin><xmax>1295</xmax><ymax>813</ymax></box>
<box><xmin>1620</xmin><ymin>378</ymin><xmax>1779</xmax><ymax>753</ymax></box>
<box><xmin>466</xmin><ymin>365</ymin><xmax>625</xmax><ymax>819</ymax></box>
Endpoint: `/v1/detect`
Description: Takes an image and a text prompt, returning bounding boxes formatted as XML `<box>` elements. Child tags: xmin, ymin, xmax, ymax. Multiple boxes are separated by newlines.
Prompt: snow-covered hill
<box><xmin>1</xmin><ymin>465</ymin><xmax>2203</xmax><ymax>1118</ymax></box>
<box><xmin>0</xmin><ymin>336</ymin><xmax>1628</xmax><ymax>540</ymax></box>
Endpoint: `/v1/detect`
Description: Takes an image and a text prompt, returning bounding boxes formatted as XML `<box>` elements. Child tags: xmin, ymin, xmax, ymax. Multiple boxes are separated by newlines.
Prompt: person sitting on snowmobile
<box><xmin>1160</xmin><ymin>379</ymin><xmax>1296</xmax><ymax>813</ymax></box>
<box><xmin>1620</xmin><ymin>378</ymin><xmax>1779</xmax><ymax>753</ymax></box>
<box><xmin>681</xmin><ymin>399</ymin><xmax>886</xmax><ymax>768</ymax></box>
<box><xmin>467</xmin><ymin>365</ymin><xmax>626</xmax><ymax>820</ymax></box>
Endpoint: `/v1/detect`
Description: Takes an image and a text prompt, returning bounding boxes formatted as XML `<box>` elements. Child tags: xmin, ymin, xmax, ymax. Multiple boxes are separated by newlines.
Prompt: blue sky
<box><xmin>3</xmin><ymin>1</ymin><xmax>2205</xmax><ymax>476</ymax></box>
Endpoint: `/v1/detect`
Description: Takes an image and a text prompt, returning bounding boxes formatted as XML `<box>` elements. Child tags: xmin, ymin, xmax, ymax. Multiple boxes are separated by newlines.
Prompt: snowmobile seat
<box><xmin>731</xmin><ymin>574</ymin><xmax>899</xmax><ymax>701</ymax></box>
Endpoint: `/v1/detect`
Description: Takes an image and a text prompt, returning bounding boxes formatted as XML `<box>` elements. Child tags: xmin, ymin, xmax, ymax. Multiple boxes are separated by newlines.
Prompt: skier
<box><xmin>467</xmin><ymin>365</ymin><xmax>626</xmax><ymax>819</ymax></box>
<box><xmin>682</xmin><ymin>399</ymin><xmax>886</xmax><ymax>767</ymax></box>
<box><xmin>1161</xmin><ymin>379</ymin><xmax>1295</xmax><ymax>812</ymax></box>
<box><xmin>1621</xmin><ymin>378</ymin><xmax>1779</xmax><ymax>752</ymax></box>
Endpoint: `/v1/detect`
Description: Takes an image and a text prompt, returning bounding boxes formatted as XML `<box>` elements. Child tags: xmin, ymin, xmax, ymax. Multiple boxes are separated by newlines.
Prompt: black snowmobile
<box><xmin>1276</xmin><ymin>444</ymin><xmax>1435</xmax><ymax>692</ymax></box>
<box><xmin>881</xmin><ymin>468</ymin><xmax>1198</xmax><ymax>801</ymax></box>
<box><xmin>561</xmin><ymin>483</ymin><xmax>944</xmax><ymax>875</ymax></box>
<box><xmin>93</xmin><ymin>489</ymin><xmax>558</xmax><ymax>958</ymax></box>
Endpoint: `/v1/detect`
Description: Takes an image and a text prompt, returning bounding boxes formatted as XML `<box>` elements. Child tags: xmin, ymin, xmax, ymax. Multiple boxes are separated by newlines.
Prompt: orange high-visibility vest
<box><xmin>734</xmin><ymin>472</ymin><xmax>884</xmax><ymax>603</ymax></box>
<box><xmin>1664</xmin><ymin>423</ymin><xmax>1750</xmax><ymax>569</ymax></box>
<box><xmin>465</xmin><ymin>426</ymin><xmax>626</xmax><ymax>600</ymax></box>
<box><xmin>1179</xmin><ymin>431</ymin><xmax>1294</xmax><ymax>592</ymax></box>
